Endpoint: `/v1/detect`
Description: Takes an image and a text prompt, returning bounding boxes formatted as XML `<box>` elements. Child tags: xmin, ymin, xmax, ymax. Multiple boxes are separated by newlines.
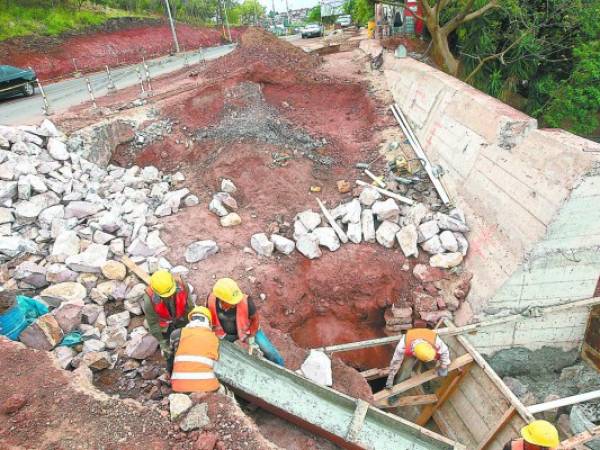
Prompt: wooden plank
<box><xmin>374</xmin><ymin>354</ymin><xmax>474</xmax><ymax>404</ymax></box>
<box><xmin>355</xmin><ymin>180</ymin><xmax>414</xmax><ymax>205</ymax></box>
<box><xmin>452</xmin><ymin>329</ymin><xmax>534</xmax><ymax>423</ymax></box>
<box><xmin>557</xmin><ymin>425</ymin><xmax>600</xmax><ymax>449</ymax></box>
<box><xmin>528</xmin><ymin>390</ymin><xmax>600</xmax><ymax>414</ymax></box>
<box><xmin>445</xmin><ymin>381</ymin><xmax>492</xmax><ymax>445</ymax></box>
<box><xmin>360</xmin><ymin>368</ymin><xmax>390</xmax><ymax>380</ymax></box>
<box><xmin>434</xmin><ymin>404</ymin><xmax>476</xmax><ymax>448</ymax></box>
<box><xmin>316</xmin><ymin>197</ymin><xmax>348</xmax><ymax>243</ymax></box>
<box><xmin>476</xmin><ymin>406</ymin><xmax>516</xmax><ymax>450</ymax></box>
<box><xmin>314</xmin><ymin>297</ymin><xmax>600</xmax><ymax>354</ymax></box>
<box><xmin>346</xmin><ymin>399</ymin><xmax>369</xmax><ymax>442</ymax></box>
<box><xmin>121</xmin><ymin>255</ymin><xmax>150</xmax><ymax>284</ymax></box>
<box><xmin>416</xmin><ymin>364</ymin><xmax>472</xmax><ymax>426</ymax></box>
<box><xmin>379</xmin><ymin>394</ymin><xmax>438</xmax><ymax>409</ymax></box>
<box><xmin>391</xmin><ymin>104</ymin><xmax>451</xmax><ymax>205</ymax></box>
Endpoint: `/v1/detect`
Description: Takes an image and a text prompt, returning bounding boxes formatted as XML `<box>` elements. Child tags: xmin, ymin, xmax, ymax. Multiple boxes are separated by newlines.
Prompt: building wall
<box><xmin>370</xmin><ymin>46</ymin><xmax>600</xmax><ymax>353</ymax></box>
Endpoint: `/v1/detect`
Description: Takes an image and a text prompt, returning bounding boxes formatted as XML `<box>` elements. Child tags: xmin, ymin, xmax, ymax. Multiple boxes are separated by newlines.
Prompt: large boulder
<box><xmin>19</xmin><ymin>314</ymin><xmax>64</xmax><ymax>351</ymax></box>
<box><xmin>66</xmin><ymin>243</ymin><xmax>108</xmax><ymax>273</ymax></box>
<box><xmin>184</xmin><ymin>240</ymin><xmax>219</xmax><ymax>263</ymax></box>
<box><xmin>40</xmin><ymin>282</ymin><xmax>86</xmax><ymax>307</ymax></box>
<box><xmin>250</xmin><ymin>233</ymin><xmax>274</xmax><ymax>257</ymax></box>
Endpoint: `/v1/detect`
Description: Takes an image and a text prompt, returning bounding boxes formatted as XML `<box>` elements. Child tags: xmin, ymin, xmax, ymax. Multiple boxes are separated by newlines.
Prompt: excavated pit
<box><xmin>54</xmin><ymin>28</ymin><xmax>473</xmax><ymax>449</ymax></box>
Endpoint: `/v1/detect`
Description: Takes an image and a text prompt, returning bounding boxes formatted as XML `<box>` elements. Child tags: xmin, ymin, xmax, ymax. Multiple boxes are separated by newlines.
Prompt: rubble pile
<box><xmin>250</xmin><ymin>186</ymin><xmax>469</xmax><ymax>267</ymax></box>
<box><xmin>0</xmin><ymin>120</ymin><xmax>202</xmax><ymax>399</ymax></box>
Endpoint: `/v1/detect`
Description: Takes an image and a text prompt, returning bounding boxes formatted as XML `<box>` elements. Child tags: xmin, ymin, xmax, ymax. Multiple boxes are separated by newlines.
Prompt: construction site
<box><xmin>0</xmin><ymin>20</ymin><xmax>599</xmax><ymax>450</ymax></box>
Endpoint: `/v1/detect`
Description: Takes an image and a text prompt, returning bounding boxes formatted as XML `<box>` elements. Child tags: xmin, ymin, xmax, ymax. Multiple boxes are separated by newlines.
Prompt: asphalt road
<box><xmin>0</xmin><ymin>44</ymin><xmax>236</xmax><ymax>126</ymax></box>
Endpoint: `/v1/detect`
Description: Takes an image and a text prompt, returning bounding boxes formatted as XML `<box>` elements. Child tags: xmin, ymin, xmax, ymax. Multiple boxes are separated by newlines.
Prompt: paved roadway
<box><xmin>0</xmin><ymin>44</ymin><xmax>236</xmax><ymax>126</ymax></box>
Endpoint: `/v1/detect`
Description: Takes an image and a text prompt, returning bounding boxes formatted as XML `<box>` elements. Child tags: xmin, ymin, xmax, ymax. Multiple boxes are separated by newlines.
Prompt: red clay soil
<box><xmin>0</xmin><ymin>18</ymin><xmax>243</xmax><ymax>81</ymax></box>
<box><xmin>108</xmin><ymin>30</ymin><xmax>443</xmax><ymax>377</ymax></box>
<box><xmin>0</xmin><ymin>337</ymin><xmax>175</xmax><ymax>449</ymax></box>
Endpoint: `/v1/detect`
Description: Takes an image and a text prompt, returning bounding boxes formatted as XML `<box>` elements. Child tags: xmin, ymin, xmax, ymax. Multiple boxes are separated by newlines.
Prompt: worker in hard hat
<box><xmin>142</xmin><ymin>270</ymin><xmax>194</xmax><ymax>369</ymax></box>
<box><xmin>207</xmin><ymin>278</ymin><xmax>284</xmax><ymax>367</ymax></box>
<box><xmin>168</xmin><ymin>306</ymin><xmax>220</xmax><ymax>393</ymax></box>
<box><xmin>503</xmin><ymin>420</ymin><xmax>560</xmax><ymax>450</ymax></box>
<box><xmin>385</xmin><ymin>328</ymin><xmax>451</xmax><ymax>390</ymax></box>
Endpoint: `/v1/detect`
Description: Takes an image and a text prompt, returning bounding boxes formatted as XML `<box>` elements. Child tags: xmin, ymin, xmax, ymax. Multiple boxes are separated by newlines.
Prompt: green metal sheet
<box><xmin>215</xmin><ymin>341</ymin><xmax>462</xmax><ymax>450</ymax></box>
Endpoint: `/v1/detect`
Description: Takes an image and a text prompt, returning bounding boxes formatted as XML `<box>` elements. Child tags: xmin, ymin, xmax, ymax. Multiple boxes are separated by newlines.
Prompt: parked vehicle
<box><xmin>0</xmin><ymin>65</ymin><xmax>37</xmax><ymax>99</ymax></box>
<box><xmin>335</xmin><ymin>15</ymin><xmax>352</xmax><ymax>27</ymax></box>
<box><xmin>301</xmin><ymin>23</ymin><xmax>323</xmax><ymax>38</ymax></box>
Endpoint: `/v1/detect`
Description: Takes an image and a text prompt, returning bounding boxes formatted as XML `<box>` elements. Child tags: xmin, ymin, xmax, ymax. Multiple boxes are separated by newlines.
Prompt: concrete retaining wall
<box><xmin>374</xmin><ymin>47</ymin><xmax>600</xmax><ymax>353</ymax></box>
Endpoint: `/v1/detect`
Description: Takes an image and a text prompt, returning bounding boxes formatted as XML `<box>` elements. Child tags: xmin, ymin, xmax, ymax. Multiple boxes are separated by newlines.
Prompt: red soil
<box><xmin>0</xmin><ymin>20</ymin><xmax>243</xmax><ymax>81</ymax></box>
<box><xmin>0</xmin><ymin>338</ymin><xmax>175</xmax><ymax>449</ymax></box>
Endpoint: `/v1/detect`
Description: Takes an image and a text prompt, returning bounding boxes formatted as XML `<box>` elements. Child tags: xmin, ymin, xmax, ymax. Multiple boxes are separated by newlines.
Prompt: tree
<box><xmin>455</xmin><ymin>0</ymin><xmax>600</xmax><ymax>135</ymax></box>
<box><xmin>343</xmin><ymin>0</ymin><xmax>373</xmax><ymax>26</ymax></box>
<box><xmin>230</xmin><ymin>0</ymin><xmax>265</xmax><ymax>25</ymax></box>
<box><xmin>307</xmin><ymin>5</ymin><xmax>321</xmax><ymax>22</ymax></box>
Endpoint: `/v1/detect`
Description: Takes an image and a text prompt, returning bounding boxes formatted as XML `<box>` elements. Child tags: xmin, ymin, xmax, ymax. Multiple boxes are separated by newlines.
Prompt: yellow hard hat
<box><xmin>150</xmin><ymin>270</ymin><xmax>176</xmax><ymax>297</ymax></box>
<box><xmin>188</xmin><ymin>306</ymin><xmax>212</xmax><ymax>324</ymax></box>
<box><xmin>414</xmin><ymin>342</ymin><xmax>436</xmax><ymax>362</ymax></box>
<box><xmin>521</xmin><ymin>420</ymin><xmax>559</xmax><ymax>448</ymax></box>
<box><xmin>213</xmin><ymin>278</ymin><xmax>244</xmax><ymax>305</ymax></box>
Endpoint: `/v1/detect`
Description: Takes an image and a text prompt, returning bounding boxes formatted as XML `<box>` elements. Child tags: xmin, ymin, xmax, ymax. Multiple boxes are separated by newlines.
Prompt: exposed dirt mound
<box><xmin>0</xmin><ymin>338</ymin><xmax>174</xmax><ymax>449</ymax></box>
<box><xmin>0</xmin><ymin>18</ymin><xmax>243</xmax><ymax>81</ymax></box>
<box><xmin>202</xmin><ymin>28</ymin><xmax>322</xmax><ymax>85</ymax></box>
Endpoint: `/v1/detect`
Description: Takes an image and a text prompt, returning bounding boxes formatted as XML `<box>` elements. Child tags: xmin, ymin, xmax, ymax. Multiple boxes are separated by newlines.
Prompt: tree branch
<box><xmin>442</xmin><ymin>0</ymin><xmax>498</xmax><ymax>34</ymax></box>
<box><xmin>463</xmin><ymin>33</ymin><xmax>527</xmax><ymax>83</ymax></box>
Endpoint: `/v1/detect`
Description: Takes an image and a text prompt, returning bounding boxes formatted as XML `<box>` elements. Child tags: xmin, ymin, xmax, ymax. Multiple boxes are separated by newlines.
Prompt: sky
<box><xmin>258</xmin><ymin>0</ymin><xmax>320</xmax><ymax>13</ymax></box>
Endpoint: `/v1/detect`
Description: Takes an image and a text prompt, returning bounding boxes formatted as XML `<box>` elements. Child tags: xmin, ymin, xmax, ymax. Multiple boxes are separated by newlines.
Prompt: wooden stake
<box><xmin>415</xmin><ymin>363</ymin><xmax>472</xmax><ymax>426</ymax></box>
<box><xmin>374</xmin><ymin>354</ymin><xmax>474</xmax><ymax>404</ymax></box>
<box><xmin>355</xmin><ymin>180</ymin><xmax>414</xmax><ymax>205</ymax></box>
<box><xmin>557</xmin><ymin>425</ymin><xmax>600</xmax><ymax>449</ymax></box>
<box><xmin>476</xmin><ymin>406</ymin><xmax>516</xmax><ymax>450</ymax></box>
<box><xmin>316</xmin><ymin>197</ymin><xmax>348</xmax><ymax>243</ymax></box>
<box><xmin>121</xmin><ymin>255</ymin><xmax>150</xmax><ymax>284</ymax></box>
<box><xmin>527</xmin><ymin>390</ymin><xmax>600</xmax><ymax>414</ymax></box>
<box><xmin>379</xmin><ymin>394</ymin><xmax>438</xmax><ymax>409</ymax></box>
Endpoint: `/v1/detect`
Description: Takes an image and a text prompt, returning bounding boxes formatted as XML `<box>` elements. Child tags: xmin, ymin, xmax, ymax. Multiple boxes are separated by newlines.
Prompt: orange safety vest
<box><xmin>405</xmin><ymin>328</ymin><xmax>440</xmax><ymax>359</ymax></box>
<box><xmin>146</xmin><ymin>277</ymin><xmax>188</xmax><ymax>328</ymax></box>
<box><xmin>207</xmin><ymin>294</ymin><xmax>259</xmax><ymax>340</ymax></box>
<box><xmin>510</xmin><ymin>440</ymin><xmax>524</xmax><ymax>450</ymax></box>
<box><xmin>171</xmin><ymin>326</ymin><xmax>220</xmax><ymax>393</ymax></box>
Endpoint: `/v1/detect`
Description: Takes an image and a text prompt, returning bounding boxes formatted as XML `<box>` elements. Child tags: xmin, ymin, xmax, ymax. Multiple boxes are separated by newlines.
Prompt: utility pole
<box><xmin>163</xmin><ymin>0</ymin><xmax>180</xmax><ymax>53</ymax></box>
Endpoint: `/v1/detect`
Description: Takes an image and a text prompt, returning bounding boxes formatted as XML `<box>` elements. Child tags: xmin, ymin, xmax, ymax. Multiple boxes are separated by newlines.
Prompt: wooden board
<box><xmin>427</xmin><ymin>332</ymin><xmax>529</xmax><ymax>450</ymax></box>
<box><xmin>582</xmin><ymin>304</ymin><xmax>600</xmax><ymax>371</ymax></box>
<box><xmin>374</xmin><ymin>354</ymin><xmax>474</xmax><ymax>403</ymax></box>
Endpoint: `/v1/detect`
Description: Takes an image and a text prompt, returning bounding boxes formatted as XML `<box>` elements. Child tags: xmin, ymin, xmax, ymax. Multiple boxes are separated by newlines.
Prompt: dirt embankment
<box><xmin>0</xmin><ymin>17</ymin><xmax>243</xmax><ymax>81</ymax></box>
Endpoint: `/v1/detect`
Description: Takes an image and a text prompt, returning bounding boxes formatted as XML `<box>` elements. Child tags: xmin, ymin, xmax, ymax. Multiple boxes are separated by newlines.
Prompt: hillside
<box><xmin>0</xmin><ymin>3</ymin><xmax>150</xmax><ymax>41</ymax></box>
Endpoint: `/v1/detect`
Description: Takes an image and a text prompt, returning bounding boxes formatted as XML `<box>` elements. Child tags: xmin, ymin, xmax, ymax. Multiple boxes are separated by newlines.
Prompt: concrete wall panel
<box><xmin>379</xmin><ymin>54</ymin><xmax>600</xmax><ymax>353</ymax></box>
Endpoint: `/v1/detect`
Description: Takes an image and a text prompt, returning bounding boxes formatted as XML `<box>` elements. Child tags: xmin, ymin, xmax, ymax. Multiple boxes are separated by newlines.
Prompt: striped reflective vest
<box><xmin>404</xmin><ymin>328</ymin><xmax>440</xmax><ymax>360</ymax></box>
<box><xmin>207</xmin><ymin>294</ymin><xmax>259</xmax><ymax>340</ymax></box>
<box><xmin>146</xmin><ymin>277</ymin><xmax>188</xmax><ymax>328</ymax></box>
<box><xmin>171</xmin><ymin>326</ymin><xmax>220</xmax><ymax>393</ymax></box>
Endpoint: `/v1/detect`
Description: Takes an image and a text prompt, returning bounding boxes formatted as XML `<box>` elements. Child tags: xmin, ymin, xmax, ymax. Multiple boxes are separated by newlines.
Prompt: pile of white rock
<box><xmin>250</xmin><ymin>186</ymin><xmax>469</xmax><ymax>269</ymax></box>
<box><xmin>0</xmin><ymin>120</ymin><xmax>199</xmax><ymax>373</ymax></box>
<box><xmin>207</xmin><ymin>179</ymin><xmax>241</xmax><ymax>227</ymax></box>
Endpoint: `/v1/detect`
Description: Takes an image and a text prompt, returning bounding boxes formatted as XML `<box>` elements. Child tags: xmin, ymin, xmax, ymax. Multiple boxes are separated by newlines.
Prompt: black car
<box><xmin>0</xmin><ymin>65</ymin><xmax>37</xmax><ymax>99</ymax></box>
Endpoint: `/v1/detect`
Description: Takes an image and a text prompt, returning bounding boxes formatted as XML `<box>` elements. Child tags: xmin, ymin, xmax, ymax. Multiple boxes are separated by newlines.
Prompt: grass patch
<box><xmin>0</xmin><ymin>5</ymin><xmax>147</xmax><ymax>41</ymax></box>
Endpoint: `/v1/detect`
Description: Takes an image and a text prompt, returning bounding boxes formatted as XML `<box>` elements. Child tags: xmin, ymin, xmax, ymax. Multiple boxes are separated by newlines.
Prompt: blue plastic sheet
<box><xmin>59</xmin><ymin>331</ymin><xmax>83</xmax><ymax>347</ymax></box>
<box><xmin>0</xmin><ymin>295</ymin><xmax>48</xmax><ymax>340</ymax></box>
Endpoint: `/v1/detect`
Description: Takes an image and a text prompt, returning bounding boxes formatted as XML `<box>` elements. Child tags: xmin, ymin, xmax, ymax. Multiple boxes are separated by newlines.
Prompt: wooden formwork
<box><xmin>427</xmin><ymin>331</ymin><xmax>531</xmax><ymax>450</ymax></box>
<box><xmin>371</xmin><ymin>328</ymin><xmax>532</xmax><ymax>449</ymax></box>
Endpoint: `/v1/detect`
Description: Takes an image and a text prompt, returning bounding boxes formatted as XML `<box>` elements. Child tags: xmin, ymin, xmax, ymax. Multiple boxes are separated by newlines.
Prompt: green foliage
<box><xmin>0</xmin><ymin>3</ymin><xmax>135</xmax><ymax>40</ymax></box>
<box><xmin>229</xmin><ymin>0</ymin><xmax>265</xmax><ymax>25</ymax></box>
<box><xmin>343</xmin><ymin>0</ymin><xmax>372</xmax><ymax>26</ymax></box>
<box><xmin>542</xmin><ymin>42</ymin><xmax>600</xmax><ymax>135</ymax></box>
<box><xmin>306</xmin><ymin>5</ymin><xmax>321</xmax><ymax>23</ymax></box>
<box><xmin>455</xmin><ymin>0</ymin><xmax>600</xmax><ymax>136</ymax></box>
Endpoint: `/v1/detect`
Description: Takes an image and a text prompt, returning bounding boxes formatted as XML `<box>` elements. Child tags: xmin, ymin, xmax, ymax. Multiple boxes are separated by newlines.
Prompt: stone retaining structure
<box><xmin>360</xmin><ymin>39</ymin><xmax>600</xmax><ymax>353</ymax></box>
